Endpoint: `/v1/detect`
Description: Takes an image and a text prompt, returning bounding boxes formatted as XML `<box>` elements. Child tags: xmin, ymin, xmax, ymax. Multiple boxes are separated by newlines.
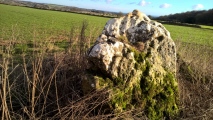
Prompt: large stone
<box><xmin>83</xmin><ymin>10</ymin><xmax>179</xmax><ymax>119</ymax></box>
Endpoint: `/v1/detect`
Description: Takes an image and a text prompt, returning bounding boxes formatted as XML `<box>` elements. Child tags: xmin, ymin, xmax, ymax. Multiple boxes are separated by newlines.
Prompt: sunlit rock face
<box><xmin>83</xmin><ymin>10</ymin><xmax>178</xmax><ymax>119</ymax></box>
<box><xmin>89</xmin><ymin>9</ymin><xmax>176</xmax><ymax>75</ymax></box>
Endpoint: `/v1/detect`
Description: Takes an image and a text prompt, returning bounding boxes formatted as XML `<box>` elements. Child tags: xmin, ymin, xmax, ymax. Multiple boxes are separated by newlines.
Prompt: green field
<box><xmin>0</xmin><ymin>4</ymin><xmax>109</xmax><ymax>41</ymax></box>
<box><xmin>200</xmin><ymin>25</ymin><xmax>213</xmax><ymax>30</ymax></box>
<box><xmin>164</xmin><ymin>24</ymin><xmax>213</xmax><ymax>47</ymax></box>
<box><xmin>0</xmin><ymin>4</ymin><xmax>213</xmax><ymax>47</ymax></box>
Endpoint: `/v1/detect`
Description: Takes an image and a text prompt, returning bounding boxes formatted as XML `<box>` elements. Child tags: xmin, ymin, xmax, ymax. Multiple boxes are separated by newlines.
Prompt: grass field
<box><xmin>1</xmin><ymin>4</ymin><xmax>213</xmax><ymax>48</ymax></box>
<box><xmin>164</xmin><ymin>24</ymin><xmax>213</xmax><ymax>47</ymax></box>
<box><xmin>0</xmin><ymin>4</ymin><xmax>109</xmax><ymax>42</ymax></box>
<box><xmin>200</xmin><ymin>25</ymin><xmax>213</xmax><ymax>30</ymax></box>
<box><xmin>0</xmin><ymin>4</ymin><xmax>213</xmax><ymax>119</ymax></box>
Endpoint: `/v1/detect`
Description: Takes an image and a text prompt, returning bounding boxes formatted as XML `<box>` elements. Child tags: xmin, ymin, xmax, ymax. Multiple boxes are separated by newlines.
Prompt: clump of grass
<box><xmin>176</xmin><ymin>40</ymin><xmax>213</xmax><ymax>119</ymax></box>
<box><xmin>0</xmin><ymin>21</ymin><xmax>114</xmax><ymax>119</ymax></box>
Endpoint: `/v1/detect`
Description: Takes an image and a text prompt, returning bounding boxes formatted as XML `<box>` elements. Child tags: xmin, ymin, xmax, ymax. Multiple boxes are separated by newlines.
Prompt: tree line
<box><xmin>156</xmin><ymin>9</ymin><xmax>213</xmax><ymax>26</ymax></box>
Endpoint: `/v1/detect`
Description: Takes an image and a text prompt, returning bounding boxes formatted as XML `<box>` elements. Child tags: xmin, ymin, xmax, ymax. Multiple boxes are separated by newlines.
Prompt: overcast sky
<box><xmin>22</xmin><ymin>0</ymin><xmax>213</xmax><ymax>16</ymax></box>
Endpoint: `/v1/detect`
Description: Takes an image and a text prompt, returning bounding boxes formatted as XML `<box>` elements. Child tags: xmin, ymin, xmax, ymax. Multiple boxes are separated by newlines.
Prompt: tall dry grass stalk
<box><xmin>0</xmin><ymin>22</ymin><xmax>213</xmax><ymax>119</ymax></box>
<box><xmin>0</xmin><ymin>25</ymin><xmax>19</xmax><ymax>120</ymax></box>
<box><xmin>0</xmin><ymin>21</ymin><xmax>113</xmax><ymax>119</ymax></box>
<box><xmin>1</xmin><ymin>51</ymin><xmax>11</xmax><ymax>120</ymax></box>
<box><xmin>176</xmin><ymin>40</ymin><xmax>213</xmax><ymax>119</ymax></box>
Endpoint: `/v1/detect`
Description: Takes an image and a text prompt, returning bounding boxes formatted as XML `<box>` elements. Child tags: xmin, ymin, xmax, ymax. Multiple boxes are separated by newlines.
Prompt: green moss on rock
<box><xmin>83</xmin><ymin>46</ymin><xmax>179</xmax><ymax>120</ymax></box>
<box><xmin>140</xmin><ymin>72</ymin><xmax>179</xmax><ymax>119</ymax></box>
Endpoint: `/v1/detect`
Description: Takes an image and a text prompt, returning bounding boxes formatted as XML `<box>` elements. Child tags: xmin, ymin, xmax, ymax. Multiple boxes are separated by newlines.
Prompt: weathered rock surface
<box><xmin>83</xmin><ymin>10</ymin><xmax>179</xmax><ymax>119</ymax></box>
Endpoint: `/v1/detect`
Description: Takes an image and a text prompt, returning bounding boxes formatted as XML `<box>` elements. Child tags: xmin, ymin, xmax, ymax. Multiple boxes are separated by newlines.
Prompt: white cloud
<box><xmin>159</xmin><ymin>3</ymin><xmax>171</xmax><ymax>8</ymax></box>
<box><xmin>192</xmin><ymin>4</ymin><xmax>204</xmax><ymax>10</ymax></box>
<box><xmin>138</xmin><ymin>0</ymin><xmax>151</xmax><ymax>6</ymax></box>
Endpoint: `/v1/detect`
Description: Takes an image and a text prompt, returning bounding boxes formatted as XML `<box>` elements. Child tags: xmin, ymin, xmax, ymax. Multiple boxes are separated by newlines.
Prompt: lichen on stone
<box><xmin>82</xmin><ymin>9</ymin><xmax>179</xmax><ymax>119</ymax></box>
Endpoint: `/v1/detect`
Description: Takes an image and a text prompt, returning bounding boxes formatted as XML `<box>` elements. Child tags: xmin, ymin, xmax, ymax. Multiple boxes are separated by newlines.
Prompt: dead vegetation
<box><xmin>176</xmin><ymin>41</ymin><xmax>213</xmax><ymax>119</ymax></box>
<box><xmin>0</xmin><ymin>22</ymin><xmax>213</xmax><ymax>119</ymax></box>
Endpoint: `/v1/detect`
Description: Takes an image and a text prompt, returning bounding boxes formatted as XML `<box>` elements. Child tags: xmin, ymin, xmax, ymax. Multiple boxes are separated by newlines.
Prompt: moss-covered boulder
<box><xmin>82</xmin><ymin>10</ymin><xmax>179</xmax><ymax>119</ymax></box>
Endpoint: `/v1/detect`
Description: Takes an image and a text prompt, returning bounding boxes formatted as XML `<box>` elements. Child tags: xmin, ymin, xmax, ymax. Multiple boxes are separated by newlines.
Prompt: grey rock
<box><xmin>83</xmin><ymin>9</ymin><xmax>179</xmax><ymax>119</ymax></box>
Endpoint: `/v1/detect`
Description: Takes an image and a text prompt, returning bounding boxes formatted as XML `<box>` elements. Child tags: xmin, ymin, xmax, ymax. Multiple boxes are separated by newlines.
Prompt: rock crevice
<box><xmin>83</xmin><ymin>10</ymin><xmax>179</xmax><ymax>119</ymax></box>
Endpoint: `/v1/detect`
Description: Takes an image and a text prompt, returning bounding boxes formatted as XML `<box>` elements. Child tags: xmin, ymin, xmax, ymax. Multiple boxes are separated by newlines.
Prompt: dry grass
<box><xmin>0</xmin><ymin>22</ymin><xmax>213</xmax><ymax>119</ymax></box>
<box><xmin>176</xmin><ymin>40</ymin><xmax>213</xmax><ymax>119</ymax></box>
